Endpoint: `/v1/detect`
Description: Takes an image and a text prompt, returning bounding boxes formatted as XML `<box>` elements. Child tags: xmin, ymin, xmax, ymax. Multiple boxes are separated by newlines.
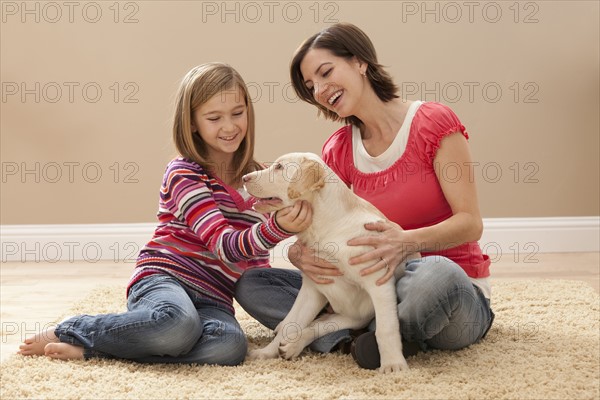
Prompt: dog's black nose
<box><xmin>242</xmin><ymin>174</ymin><xmax>250</xmax><ymax>183</ymax></box>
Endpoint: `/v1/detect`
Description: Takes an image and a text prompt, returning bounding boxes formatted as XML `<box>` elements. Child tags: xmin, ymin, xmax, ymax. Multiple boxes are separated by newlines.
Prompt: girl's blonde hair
<box><xmin>173</xmin><ymin>62</ymin><xmax>260</xmax><ymax>183</ymax></box>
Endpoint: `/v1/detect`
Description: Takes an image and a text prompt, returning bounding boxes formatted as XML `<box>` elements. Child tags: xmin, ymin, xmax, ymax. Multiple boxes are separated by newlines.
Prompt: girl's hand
<box><xmin>347</xmin><ymin>220</ymin><xmax>419</xmax><ymax>286</ymax></box>
<box><xmin>275</xmin><ymin>200</ymin><xmax>312</xmax><ymax>233</ymax></box>
<box><xmin>288</xmin><ymin>240</ymin><xmax>342</xmax><ymax>284</ymax></box>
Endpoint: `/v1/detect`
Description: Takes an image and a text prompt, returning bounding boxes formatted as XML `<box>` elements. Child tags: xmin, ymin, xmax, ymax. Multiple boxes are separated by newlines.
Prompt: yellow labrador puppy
<box><xmin>243</xmin><ymin>152</ymin><xmax>417</xmax><ymax>373</ymax></box>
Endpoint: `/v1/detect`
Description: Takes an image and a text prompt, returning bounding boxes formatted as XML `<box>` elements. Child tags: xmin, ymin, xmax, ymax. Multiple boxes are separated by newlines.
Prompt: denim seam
<box><xmin>417</xmin><ymin>285</ymin><xmax>479</xmax><ymax>342</ymax></box>
<box><xmin>83</xmin><ymin>348</ymin><xmax>111</xmax><ymax>360</ymax></box>
<box><xmin>252</xmin><ymin>272</ymin><xmax>301</xmax><ymax>299</ymax></box>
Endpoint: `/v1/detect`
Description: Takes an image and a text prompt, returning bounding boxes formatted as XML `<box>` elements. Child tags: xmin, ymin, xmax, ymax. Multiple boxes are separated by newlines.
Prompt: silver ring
<box><xmin>381</xmin><ymin>257</ymin><xmax>389</xmax><ymax>272</ymax></box>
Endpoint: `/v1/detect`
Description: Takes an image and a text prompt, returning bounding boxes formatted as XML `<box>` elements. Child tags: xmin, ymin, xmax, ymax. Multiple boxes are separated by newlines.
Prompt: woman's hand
<box><xmin>275</xmin><ymin>200</ymin><xmax>312</xmax><ymax>233</ymax></box>
<box><xmin>288</xmin><ymin>240</ymin><xmax>342</xmax><ymax>284</ymax></box>
<box><xmin>347</xmin><ymin>220</ymin><xmax>419</xmax><ymax>286</ymax></box>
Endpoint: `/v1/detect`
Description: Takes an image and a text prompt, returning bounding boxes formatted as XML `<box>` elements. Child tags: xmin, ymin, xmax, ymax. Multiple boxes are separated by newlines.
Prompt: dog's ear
<box><xmin>287</xmin><ymin>158</ymin><xmax>325</xmax><ymax>199</ymax></box>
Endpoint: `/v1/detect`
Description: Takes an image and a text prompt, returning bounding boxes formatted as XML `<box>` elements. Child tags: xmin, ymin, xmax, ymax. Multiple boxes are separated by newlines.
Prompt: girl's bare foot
<box><xmin>44</xmin><ymin>342</ymin><xmax>84</xmax><ymax>360</ymax></box>
<box><xmin>18</xmin><ymin>328</ymin><xmax>59</xmax><ymax>356</ymax></box>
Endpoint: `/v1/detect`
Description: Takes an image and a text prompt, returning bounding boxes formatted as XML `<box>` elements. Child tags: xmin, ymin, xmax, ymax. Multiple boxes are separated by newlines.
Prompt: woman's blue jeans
<box><xmin>54</xmin><ymin>274</ymin><xmax>247</xmax><ymax>365</ymax></box>
<box><xmin>235</xmin><ymin>256</ymin><xmax>494</xmax><ymax>353</ymax></box>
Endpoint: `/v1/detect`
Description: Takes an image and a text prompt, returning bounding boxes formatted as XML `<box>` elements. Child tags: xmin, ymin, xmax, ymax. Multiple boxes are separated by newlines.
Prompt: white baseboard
<box><xmin>0</xmin><ymin>223</ymin><xmax>156</xmax><ymax>263</ymax></box>
<box><xmin>479</xmin><ymin>217</ymin><xmax>599</xmax><ymax>261</ymax></box>
<box><xmin>1</xmin><ymin>217</ymin><xmax>598</xmax><ymax>262</ymax></box>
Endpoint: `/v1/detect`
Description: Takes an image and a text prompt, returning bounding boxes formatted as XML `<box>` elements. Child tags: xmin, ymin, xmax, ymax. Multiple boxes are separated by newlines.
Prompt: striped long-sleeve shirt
<box><xmin>129</xmin><ymin>157</ymin><xmax>292</xmax><ymax>312</ymax></box>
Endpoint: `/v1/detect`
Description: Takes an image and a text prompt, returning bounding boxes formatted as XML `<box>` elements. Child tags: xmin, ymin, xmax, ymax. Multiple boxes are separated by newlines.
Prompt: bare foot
<box><xmin>44</xmin><ymin>343</ymin><xmax>84</xmax><ymax>360</ymax></box>
<box><xmin>18</xmin><ymin>328</ymin><xmax>59</xmax><ymax>356</ymax></box>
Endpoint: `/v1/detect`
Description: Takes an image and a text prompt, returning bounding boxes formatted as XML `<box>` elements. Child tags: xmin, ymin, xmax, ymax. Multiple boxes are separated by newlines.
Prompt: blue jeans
<box><xmin>235</xmin><ymin>256</ymin><xmax>494</xmax><ymax>353</ymax></box>
<box><xmin>54</xmin><ymin>274</ymin><xmax>247</xmax><ymax>365</ymax></box>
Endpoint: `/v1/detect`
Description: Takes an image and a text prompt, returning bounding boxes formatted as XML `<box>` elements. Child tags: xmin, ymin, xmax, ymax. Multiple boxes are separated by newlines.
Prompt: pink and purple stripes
<box><xmin>128</xmin><ymin>158</ymin><xmax>291</xmax><ymax>312</ymax></box>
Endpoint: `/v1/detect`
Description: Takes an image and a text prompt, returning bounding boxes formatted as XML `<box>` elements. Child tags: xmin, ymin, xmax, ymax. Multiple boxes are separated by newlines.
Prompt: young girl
<box><xmin>18</xmin><ymin>62</ymin><xmax>311</xmax><ymax>366</ymax></box>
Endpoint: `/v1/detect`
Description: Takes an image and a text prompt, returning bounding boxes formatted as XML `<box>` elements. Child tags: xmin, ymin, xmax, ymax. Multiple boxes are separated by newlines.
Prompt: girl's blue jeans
<box><xmin>235</xmin><ymin>256</ymin><xmax>495</xmax><ymax>353</ymax></box>
<box><xmin>54</xmin><ymin>274</ymin><xmax>247</xmax><ymax>365</ymax></box>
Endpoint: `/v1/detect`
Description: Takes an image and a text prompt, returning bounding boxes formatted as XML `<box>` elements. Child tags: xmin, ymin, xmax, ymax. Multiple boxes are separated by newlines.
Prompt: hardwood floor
<box><xmin>1</xmin><ymin>252</ymin><xmax>598</xmax><ymax>362</ymax></box>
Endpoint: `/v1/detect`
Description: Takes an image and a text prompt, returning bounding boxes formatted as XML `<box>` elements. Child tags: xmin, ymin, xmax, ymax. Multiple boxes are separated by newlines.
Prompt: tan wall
<box><xmin>1</xmin><ymin>1</ymin><xmax>598</xmax><ymax>224</ymax></box>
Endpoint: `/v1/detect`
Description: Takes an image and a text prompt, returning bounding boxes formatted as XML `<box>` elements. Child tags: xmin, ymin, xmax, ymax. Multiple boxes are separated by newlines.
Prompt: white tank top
<box><xmin>352</xmin><ymin>101</ymin><xmax>424</xmax><ymax>172</ymax></box>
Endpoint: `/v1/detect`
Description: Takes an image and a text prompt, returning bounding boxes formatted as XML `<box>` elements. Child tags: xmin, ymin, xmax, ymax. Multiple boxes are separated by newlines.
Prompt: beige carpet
<box><xmin>1</xmin><ymin>280</ymin><xmax>599</xmax><ymax>400</ymax></box>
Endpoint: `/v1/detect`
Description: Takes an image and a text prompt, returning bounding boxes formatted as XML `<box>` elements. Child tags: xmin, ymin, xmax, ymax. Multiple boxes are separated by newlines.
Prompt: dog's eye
<box><xmin>273</xmin><ymin>163</ymin><xmax>283</xmax><ymax>170</ymax></box>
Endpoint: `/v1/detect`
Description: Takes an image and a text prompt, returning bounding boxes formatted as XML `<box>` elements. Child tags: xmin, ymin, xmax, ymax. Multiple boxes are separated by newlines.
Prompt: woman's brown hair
<box><xmin>290</xmin><ymin>23</ymin><xmax>399</xmax><ymax>126</ymax></box>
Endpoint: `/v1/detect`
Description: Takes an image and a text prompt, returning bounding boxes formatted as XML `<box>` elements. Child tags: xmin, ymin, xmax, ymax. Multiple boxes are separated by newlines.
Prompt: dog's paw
<box><xmin>278</xmin><ymin>340</ymin><xmax>304</xmax><ymax>360</ymax></box>
<box><xmin>247</xmin><ymin>348</ymin><xmax>278</xmax><ymax>361</ymax></box>
<box><xmin>379</xmin><ymin>357</ymin><xmax>409</xmax><ymax>373</ymax></box>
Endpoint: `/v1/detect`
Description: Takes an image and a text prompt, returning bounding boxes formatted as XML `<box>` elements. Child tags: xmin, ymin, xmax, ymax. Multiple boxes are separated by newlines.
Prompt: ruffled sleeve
<box><xmin>322</xmin><ymin>125</ymin><xmax>353</xmax><ymax>187</ymax></box>
<box><xmin>413</xmin><ymin>102</ymin><xmax>469</xmax><ymax>164</ymax></box>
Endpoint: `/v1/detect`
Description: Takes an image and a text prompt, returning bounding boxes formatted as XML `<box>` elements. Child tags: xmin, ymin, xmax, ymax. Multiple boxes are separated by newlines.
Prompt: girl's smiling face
<box><xmin>299</xmin><ymin>48</ymin><xmax>367</xmax><ymax>119</ymax></box>
<box><xmin>192</xmin><ymin>86</ymin><xmax>248</xmax><ymax>161</ymax></box>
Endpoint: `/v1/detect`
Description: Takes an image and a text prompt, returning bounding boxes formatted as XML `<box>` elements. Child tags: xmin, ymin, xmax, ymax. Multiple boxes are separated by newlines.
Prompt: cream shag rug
<box><xmin>1</xmin><ymin>280</ymin><xmax>599</xmax><ymax>400</ymax></box>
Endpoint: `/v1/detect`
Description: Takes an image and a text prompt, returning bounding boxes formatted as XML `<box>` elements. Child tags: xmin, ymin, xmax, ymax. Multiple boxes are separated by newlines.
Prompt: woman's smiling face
<box><xmin>300</xmin><ymin>48</ymin><xmax>368</xmax><ymax>119</ymax></box>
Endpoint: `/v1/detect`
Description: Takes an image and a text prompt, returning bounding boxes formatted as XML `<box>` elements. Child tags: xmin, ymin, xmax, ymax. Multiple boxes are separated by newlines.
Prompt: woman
<box><xmin>236</xmin><ymin>23</ymin><xmax>493</xmax><ymax>370</ymax></box>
